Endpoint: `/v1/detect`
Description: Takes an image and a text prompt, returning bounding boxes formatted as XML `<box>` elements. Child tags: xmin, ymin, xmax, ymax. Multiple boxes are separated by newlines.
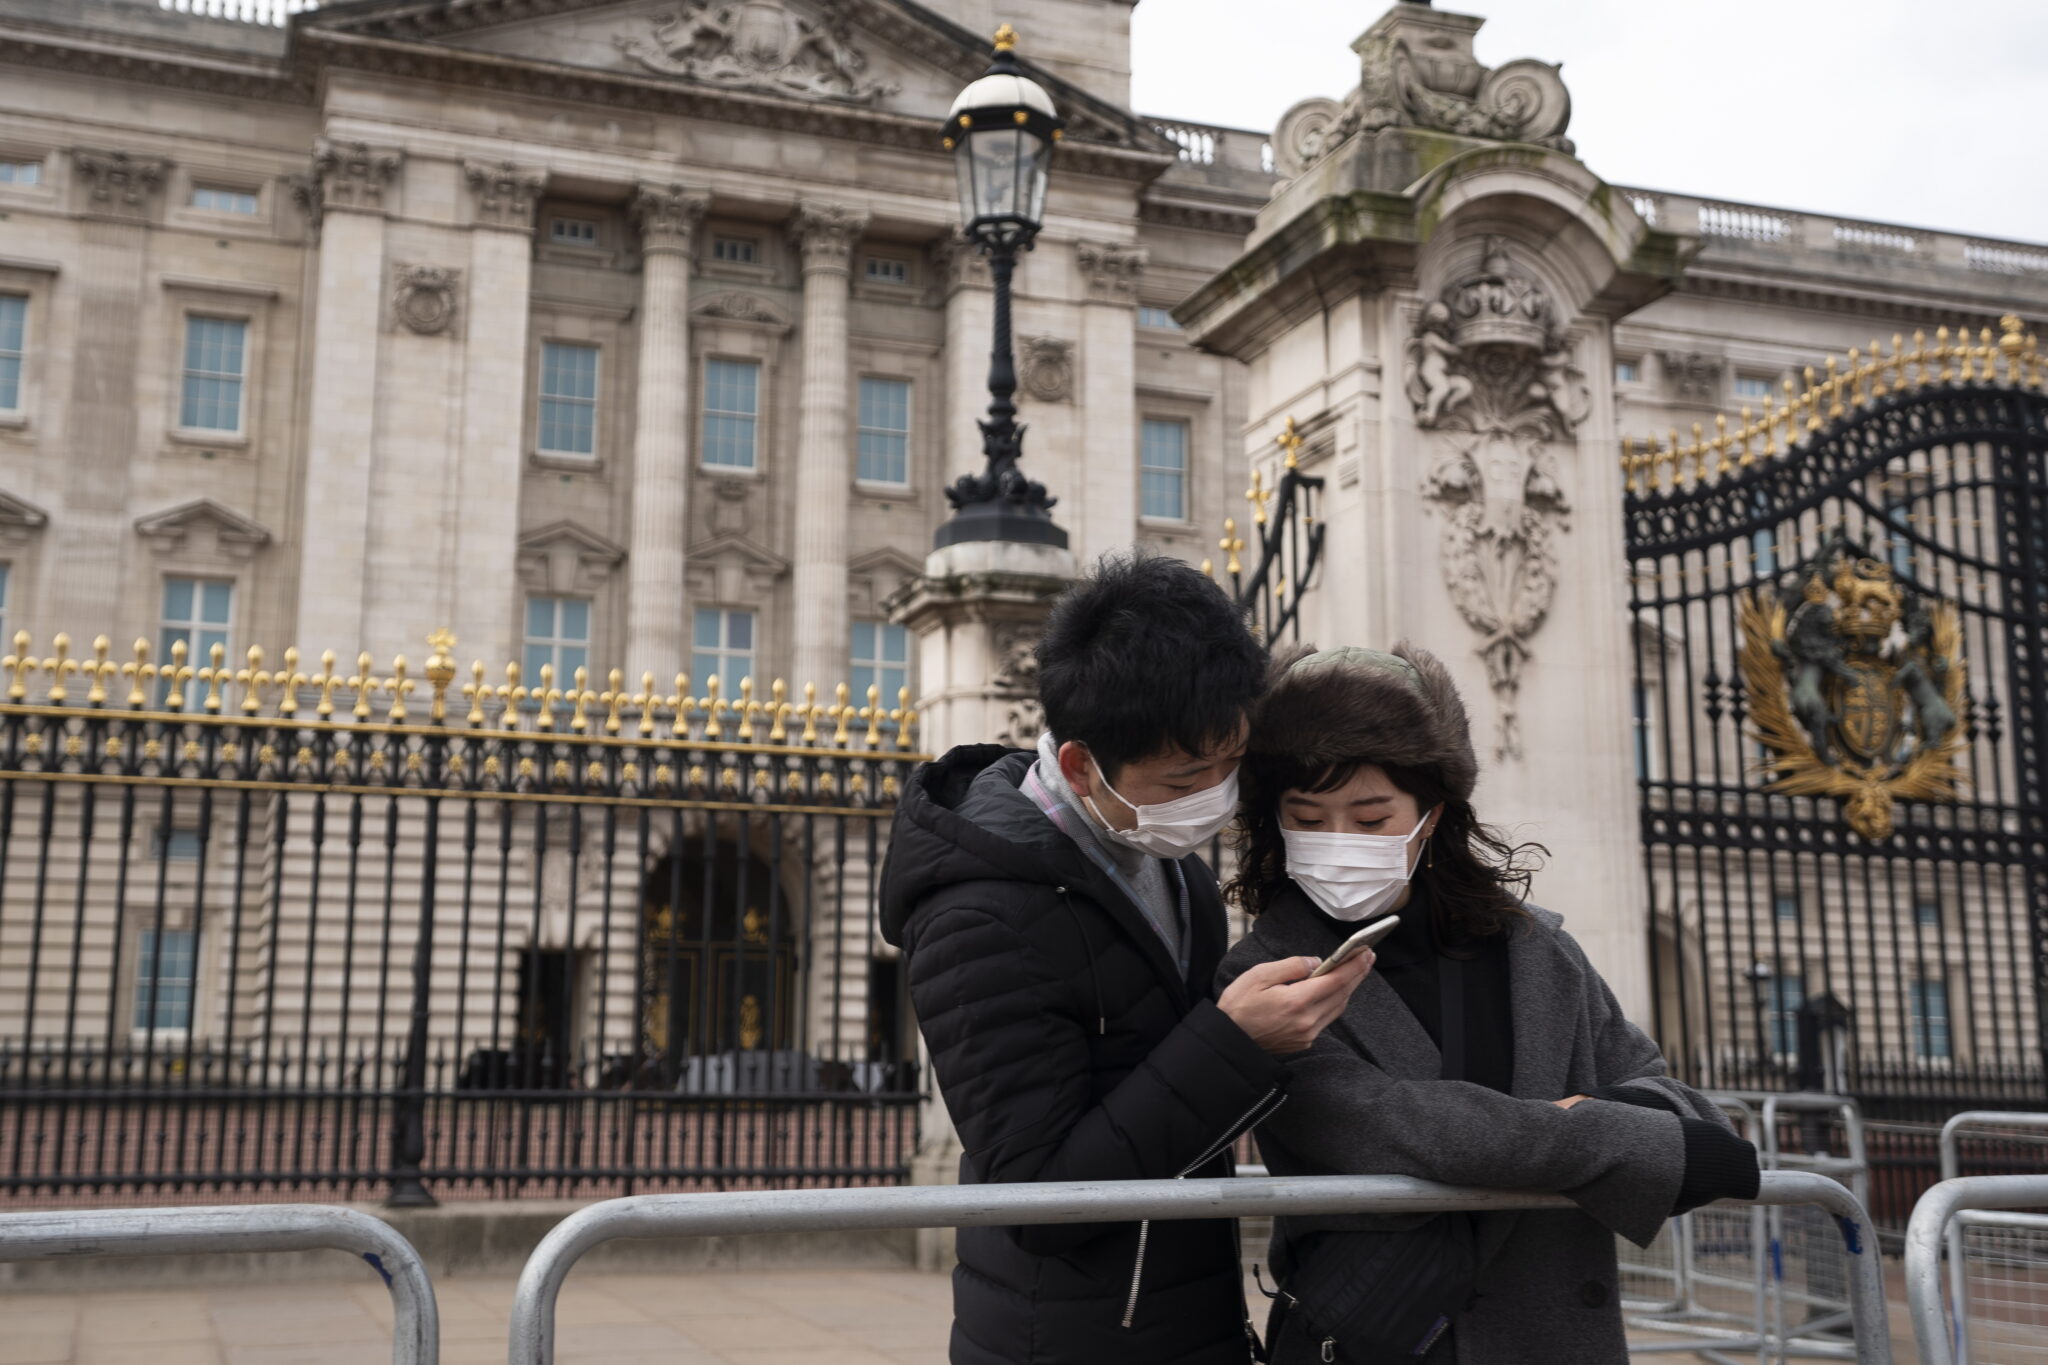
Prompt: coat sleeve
<box><xmin>910</xmin><ymin>898</ymin><xmax>1284</xmax><ymax>1253</ymax></box>
<box><xmin>1576</xmin><ymin>939</ymin><xmax>1733</xmax><ymax>1126</ymax></box>
<box><xmin>1219</xmin><ymin>943</ymin><xmax>1684</xmax><ymax>1248</ymax></box>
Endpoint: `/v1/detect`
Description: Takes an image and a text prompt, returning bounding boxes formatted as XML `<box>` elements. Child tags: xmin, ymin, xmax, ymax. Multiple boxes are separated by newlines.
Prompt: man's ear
<box><xmin>1057</xmin><ymin>740</ymin><xmax>1096</xmax><ymax>800</ymax></box>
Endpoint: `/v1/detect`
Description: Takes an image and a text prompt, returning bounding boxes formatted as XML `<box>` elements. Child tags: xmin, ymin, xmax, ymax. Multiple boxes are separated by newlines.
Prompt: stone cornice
<box><xmin>1667</xmin><ymin>261</ymin><xmax>2048</xmax><ymax>329</ymax></box>
<box><xmin>1139</xmin><ymin>195</ymin><xmax>1259</xmax><ymax>238</ymax></box>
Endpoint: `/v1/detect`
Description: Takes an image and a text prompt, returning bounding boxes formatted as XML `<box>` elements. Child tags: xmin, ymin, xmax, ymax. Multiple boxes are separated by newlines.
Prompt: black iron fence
<box><xmin>0</xmin><ymin>631</ymin><xmax>925</xmax><ymax>1206</ymax></box>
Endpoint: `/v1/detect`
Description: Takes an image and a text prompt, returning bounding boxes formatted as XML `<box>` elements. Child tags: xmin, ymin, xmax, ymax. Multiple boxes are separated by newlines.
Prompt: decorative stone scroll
<box><xmin>1075</xmin><ymin>241</ymin><xmax>1148</xmax><ymax>305</ymax></box>
<box><xmin>463</xmin><ymin>160</ymin><xmax>546</xmax><ymax>231</ymax></box>
<box><xmin>71</xmin><ymin>149</ymin><xmax>168</xmax><ymax>217</ymax></box>
<box><xmin>310</xmin><ymin>139</ymin><xmax>401</xmax><ymax>215</ymax></box>
<box><xmin>1404</xmin><ymin>238</ymin><xmax>1589</xmax><ymax>760</ymax></box>
<box><xmin>629</xmin><ymin>182</ymin><xmax>712</xmax><ymax>255</ymax></box>
<box><xmin>789</xmin><ymin>201</ymin><xmax>869</xmax><ymax>273</ymax></box>
<box><xmin>613</xmin><ymin>1</ymin><xmax>899</xmax><ymax>106</ymax></box>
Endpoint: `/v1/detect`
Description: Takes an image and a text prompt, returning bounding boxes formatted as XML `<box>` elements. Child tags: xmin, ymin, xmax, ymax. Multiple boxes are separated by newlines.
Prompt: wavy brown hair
<box><xmin>1225</xmin><ymin>753</ymin><xmax>1545</xmax><ymax>943</ymax></box>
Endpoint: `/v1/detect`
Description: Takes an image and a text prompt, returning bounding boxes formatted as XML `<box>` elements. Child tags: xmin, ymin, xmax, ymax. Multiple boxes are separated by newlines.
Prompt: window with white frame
<box><xmin>179</xmin><ymin>316</ymin><xmax>247</xmax><ymax>433</ymax></box>
<box><xmin>850</xmin><ymin>620</ymin><xmax>910</xmax><ymax>724</ymax></box>
<box><xmin>1140</xmin><ymin>418</ymin><xmax>1189</xmax><ymax>521</ymax></box>
<box><xmin>1734</xmin><ymin>374</ymin><xmax>1774</xmax><ymax>401</ymax></box>
<box><xmin>0</xmin><ymin>159</ymin><xmax>40</xmax><ymax>186</ymax></box>
<box><xmin>134</xmin><ymin>929</ymin><xmax>197</xmax><ymax>1032</ymax></box>
<box><xmin>863</xmin><ymin>256</ymin><xmax>909</xmax><ymax>285</ymax></box>
<box><xmin>191</xmin><ymin>185</ymin><xmax>258</xmax><ymax>215</ymax></box>
<box><xmin>691</xmin><ymin>607</ymin><xmax>755</xmax><ymax>697</ymax></box>
<box><xmin>0</xmin><ymin>293</ymin><xmax>23</xmax><ymax>412</ymax></box>
<box><xmin>711</xmin><ymin>236</ymin><xmax>758</xmax><ymax>265</ymax></box>
<box><xmin>1910</xmin><ymin>977</ymin><xmax>1952</xmax><ymax>1060</ymax></box>
<box><xmin>701</xmin><ymin>358</ymin><xmax>760</xmax><ymax>470</ymax></box>
<box><xmin>1137</xmin><ymin>305</ymin><xmax>1181</xmax><ymax>331</ymax></box>
<box><xmin>523</xmin><ymin>596</ymin><xmax>591</xmax><ymax>691</ymax></box>
<box><xmin>159</xmin><ymin>577</ymin><xmax>231</xmax><ymax>697</ymax></box>
<box><xmin>856</xmin><ymin>376</ymin><xmax>911</xmax><ymax>485</ymax></box>
<box><xmin>1615</xmin><ymin>358</ymin><xmax>1640</xmax><ymax>385</ymax></box>
<box><xmin>549</xmin><ymin>216</ymin><xmax>599</xmax><ymax>247</ymax></box>
<box><xmin>537</xmin><ymin>341</ymin><xmax>600</xmax><ymax>458</ymax></box>
<box><xmin>1767</xmin><ymin>973</ymin><xmax>1803</xmax><ymax>1058</ymax></box>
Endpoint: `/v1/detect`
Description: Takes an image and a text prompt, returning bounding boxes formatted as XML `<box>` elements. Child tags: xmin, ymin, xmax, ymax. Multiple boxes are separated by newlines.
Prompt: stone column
<box><xmin>450</xmin><ymin>160</ymin><xmax>545</xmax><ymax>664</ymax></box>
<box><xmin>888</xmin><ymin>534</ymin><xmax>1077</xmax><ymax>1269</ymax></box>
<box><xmin>1074</xmin><ymin>241</ymin><xmax>1146</xmax><ymax>566</ymax></box>
<box><xmin>787</xmin><ymin>202</ymin><xmax>869</xmax><ymax>695</ymax></box>
<box><xmin>625</xmin><ymin>183</ymin><xmax>712</xmax><ymax>685</ymax></box>
<box><xmin>931</xmin><ymin>232</ymin><xmax>993</xmax><ymax>493</ymax></box>
<box><xmin>295</xmin><ymin>139</ymin><xmax>402</xmax><ymax>655</ymax></box>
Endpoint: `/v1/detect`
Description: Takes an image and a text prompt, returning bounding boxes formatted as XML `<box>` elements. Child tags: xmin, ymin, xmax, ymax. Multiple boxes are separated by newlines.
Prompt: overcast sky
<box><xmin>1130</xmin><ymin>0</ymin><xmax>2048</xmax><ymax>244</ymax></box>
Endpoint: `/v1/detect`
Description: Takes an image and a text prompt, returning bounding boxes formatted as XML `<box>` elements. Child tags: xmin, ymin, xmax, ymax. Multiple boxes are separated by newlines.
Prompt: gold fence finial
<box><xmin>425</xmin><ymin>629</ymin><xmax>456</xmax><ymax>723</ymax></box>
<box><xmin>87</xmin><ymin>636</ymin><xmax>112</xmax><ymax>706</ymax></box>
<box><xmin>992</xmin><ymin>22</ymin><xmax>1018</xmax><ymax>52</ymax></box>
<box><xmin>1277</xmin><ymin>416</ymin><xmax>1304</xmax><ymax>470</ymax></box>
<box><xmin>43</xmin><ymin>634</ymin><xmax>75</xmax><ymax>704</ymax></box>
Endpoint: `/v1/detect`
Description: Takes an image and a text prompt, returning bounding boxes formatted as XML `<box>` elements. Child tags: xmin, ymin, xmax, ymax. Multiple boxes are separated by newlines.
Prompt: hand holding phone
<box><xmin>1308</xmin><ymin>915</ymin><xmax>1400</xmax><ymax>979</ymax></box>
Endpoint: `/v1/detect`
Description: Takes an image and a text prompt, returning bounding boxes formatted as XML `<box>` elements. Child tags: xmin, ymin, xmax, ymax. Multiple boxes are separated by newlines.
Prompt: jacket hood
<box><xmin>879</xmin><ymin>744</ymin><xmax>1094</xmax><ymax>947</ymax></box>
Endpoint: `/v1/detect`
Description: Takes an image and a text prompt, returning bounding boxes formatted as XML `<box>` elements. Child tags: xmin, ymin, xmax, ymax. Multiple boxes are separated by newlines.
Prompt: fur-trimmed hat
<box><xmin>1248</xmin><ymin>642</ymin><xmax>1480</xmax><ymax>801</ymax></box>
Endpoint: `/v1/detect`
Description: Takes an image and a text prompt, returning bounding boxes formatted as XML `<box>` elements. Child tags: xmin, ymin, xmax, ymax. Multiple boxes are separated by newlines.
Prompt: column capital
<box><xmin>1074</xmin><ymin>238</ymin><xmax>1149</xmax><ymax>305</ymax></box>
<box><xmin>464</xmin><ymin>160</ymin><xmax>547</xmax><ymax>232</ymax></box>
<box><xmin>788</xmin><ymin>201</ymin><xmax>869</xmax><ymax>274</ymax></box>
<box><xmin>307</xmin><ymin>138</ymin><xmax>404</xmax><ymax>221</ymax></box>
<box><xmin>929</xmin><ymin>230</ymin><xmax>990</xmax><ymax>293</ymax></box>
<box><xmin>630</xmin><ymin>182</ymin><xmax>712</xmax><ymax>256</ymax></box>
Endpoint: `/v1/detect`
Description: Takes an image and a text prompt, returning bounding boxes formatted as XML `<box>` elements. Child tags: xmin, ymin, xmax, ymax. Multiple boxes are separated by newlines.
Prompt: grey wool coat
<box><xmin>1219</xmin><ymin>894</ymin><xmax>1733</xmax><ymax>1365</ymax></box>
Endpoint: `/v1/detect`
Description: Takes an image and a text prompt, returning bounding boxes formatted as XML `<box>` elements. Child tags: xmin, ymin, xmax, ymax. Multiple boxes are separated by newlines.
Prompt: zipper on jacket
<box><xmin>1121</xmin><ymin>1087</ymin><xmax>1288</xmax><ymax>1330</ymax></box>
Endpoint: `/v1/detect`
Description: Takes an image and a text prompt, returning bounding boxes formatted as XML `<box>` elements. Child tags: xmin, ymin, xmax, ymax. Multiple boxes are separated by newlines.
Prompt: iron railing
<box><xmin>506</xmin><ymin>1171</ymin><xmax>1893</xmax><ymax>1365</ymax></box>
<box><xmin>0</xmin><ymin>1203</ymin><xmax>436</xmax><ymax>1364</ymax></box>
<box><xmin>0</xmin><ymin>631</ymin><xmax>926</xmax><ymax>1206</ymax></box>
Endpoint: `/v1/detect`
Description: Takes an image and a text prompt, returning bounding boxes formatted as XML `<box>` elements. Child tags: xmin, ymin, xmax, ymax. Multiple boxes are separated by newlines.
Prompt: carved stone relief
<box><xmin>391</xmin><ymin>264</ymin><xmax>461</xmax><ymax>336</ymax></box>
<box><xmin>989</xmin><ymin>622</ymin><xmax>1045</xmax><ymax>751</ymax></box>
<box><xmin>1660</xmin><ymin>351</ymin><xmax>1725</xmax><ymax>404</ymax></box>
<box><xmin>71</xmin><ymin>149</ymin><xmax>168</xmax><ymax>218</ymax></box>
<box><xmin>1402</xmin><ymin>238</ymin><xmax>1587</xmax><ymax>760</ymax></box>
<box><xmin>708</xmin><ymin>477</ymin><xmax>752</xmax><ymax>537</ymax></box>
<box><xmin>929</xmin><ymin>231</ymin><xmax>990</xmax><ymax>292</ymax></box>
<box><xmin>613</xmin><ymin>1</ymin><xmax>899</xmax><ymax>105</ymax></box>
<box><xmin>629</xmin><ymin>182</ymin><xmax>712</xmax><ymax>254</ymax></box>
<box><xmin>788</xmin><ymin>201</ymin><xmax>869</xmax><ymax>272</ymax></box>
<box><xmin>1019</xmin><ymin>336</ymin><xmax>1074</xmax><ymax>404</ymax></box>
<box><xmin>1075</xmin><ymin>241</ymin><xmax>1148</xmax><ymax>305</ymax></box>
<box><xmin>693</xmin><ymin>291</ymin><xmax>789</xmax><ymax>328</ymax></box>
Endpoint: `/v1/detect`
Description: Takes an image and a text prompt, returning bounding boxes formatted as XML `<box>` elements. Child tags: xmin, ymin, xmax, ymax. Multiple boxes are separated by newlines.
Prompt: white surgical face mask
<box><xmin>1082</xmin><ymin>755</ymin><xmax>1240</xmax><ymax>861</ymax></box>
<box><xmin>1281</xmin><ymin>815</ymin><xmax>1435</xmax><ymax>922</ymax></box>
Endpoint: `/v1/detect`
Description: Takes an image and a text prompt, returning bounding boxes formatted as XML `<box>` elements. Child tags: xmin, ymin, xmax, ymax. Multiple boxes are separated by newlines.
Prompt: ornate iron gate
<box><xmin>1623</xmin><ymin>321</ymin><xmax>2048</xmax><ymax>1120</ymax></box>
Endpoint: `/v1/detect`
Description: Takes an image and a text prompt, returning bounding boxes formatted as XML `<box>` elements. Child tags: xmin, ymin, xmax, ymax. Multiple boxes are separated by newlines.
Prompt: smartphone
<box><xmin>1308</xmin><ymin>915</ymin><xmax>1400</xmax><ymax>979</ymax></box>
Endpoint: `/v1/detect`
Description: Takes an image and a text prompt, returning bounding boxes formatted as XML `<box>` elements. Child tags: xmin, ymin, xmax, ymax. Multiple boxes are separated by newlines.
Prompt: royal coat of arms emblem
<box><xmin>1737</xmin><ymin>546</ymin><xmax>1968</xmax><ymax>840</ymax></box>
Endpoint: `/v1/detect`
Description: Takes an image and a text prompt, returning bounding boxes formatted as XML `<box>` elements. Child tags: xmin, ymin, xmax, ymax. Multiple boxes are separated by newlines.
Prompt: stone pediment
<box><xmin>133</xmin><ymin>499</ymin><xmax>272</xmax><ymax>559</ymax></box>
<box><xmin>303</xmin><ymin>0</ymin><xmax>1150</xmax><ymax>146</ymax></box>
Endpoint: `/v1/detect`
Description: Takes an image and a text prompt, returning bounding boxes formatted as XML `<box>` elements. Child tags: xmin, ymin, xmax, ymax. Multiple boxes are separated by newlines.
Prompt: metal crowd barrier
<box><xmin>0</xmin><ymin>1203</ymin><xmax>439</xmax><ymax>1365</ymax></box>
<box><xmin>1906</xmin><ymin>1175</ymin><xmax>2048</xmax><ymax>1365</ymax></box>
<box><xmin>505</xmin><ymin>1170</ymin><xmax>1892</xmax><ymax>1365</ymax></box>
<box><xmin>1938</xmin><ymin>1114</ymin><xmax>2048</xmax><ymax>1365</ymax></box>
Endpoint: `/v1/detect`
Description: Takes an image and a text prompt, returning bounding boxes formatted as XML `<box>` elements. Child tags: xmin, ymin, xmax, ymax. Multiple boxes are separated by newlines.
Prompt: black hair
<box><xmin>1034</xmin><ymin>551</ymin><xmax>1267</xmax><ymax>781</ymax></box>
<box><xmin>1226</xmin><ymin>754</ymin><xmax>1544</xmax><ymax>943</ymax></box>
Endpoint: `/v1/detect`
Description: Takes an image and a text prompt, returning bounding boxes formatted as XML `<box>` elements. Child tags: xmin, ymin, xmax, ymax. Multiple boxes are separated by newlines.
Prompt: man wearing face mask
<box><xmin>880</xmin><ymin>554</ymin><xmax>1372</xmax><ymax>1365</ymax></box>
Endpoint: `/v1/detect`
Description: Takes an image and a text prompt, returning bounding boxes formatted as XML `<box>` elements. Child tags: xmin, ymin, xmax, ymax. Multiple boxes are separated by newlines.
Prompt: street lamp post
<box><xmin>936</xmin><ymin>26</ymin><xmax>1066</xmax><ymax>550</ymax></box>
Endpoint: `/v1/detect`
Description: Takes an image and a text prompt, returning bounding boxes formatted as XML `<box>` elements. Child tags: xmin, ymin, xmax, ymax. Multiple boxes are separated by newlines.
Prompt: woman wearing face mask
<box><xmin>1218</xmin><ymin>644</ymin><xmax>1760</xmax><ymax>1365</ymax></box>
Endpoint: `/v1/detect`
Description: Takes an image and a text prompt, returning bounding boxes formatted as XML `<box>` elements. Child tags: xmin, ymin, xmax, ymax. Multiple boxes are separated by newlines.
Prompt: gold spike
<box><xmin>604</xmin><ymin>669</ymin><xmax>627</xmax><ymax>735</ymax></box>
<box><xmin>1957</xmin><ymin>326</ymin><xmax>1976</xmax><ymax>382</ymax></box>
<box><xmin>1909</xmin><ymin>330</ymin><xmax>1927</xmax><ymax>389</ymax></box>
<box><xmin>768</xmin><ymin>678</ymin><xmax>789</xmax><ymax>742</ymax></box>
<box><xmin>425</xmin><ymin>629</ymin><xmax>456</xmax><ymax>724</ymax></box>
<box><xmin>1219</xmin><ymin>516</ymin><xmax>1245</xmax><ymax>577</ymax></box>
<box><xmin>863</xmin><ymin>682</ymin><xmax>885</xmax><ymax>749</ymax></box>
<box><xmin>344</xmin><ymin>652</ymin><xmax>374</xmax><ymax>720</ymax></box>
<box><xmin>830</xmin><ymin>682</ymin><xmax>854</xmax><ymax>747</ymax></box>
<box><xmin>497</xmin><ymin>660</ymin><xmax>527</xmax><ymax>718</ymax></box>
<box><xmin>1936</xmin><ymin>326</ymin><xmax>1954</xmax><ymax>382</ymax></box>
<box><xmin>670</xmin><ymin>674</ymin><xmax>691</xmax><ymax>737</ymax></box>
<box><xmin>1276</xmin><ymin>415</ymin><xmax>1304</xmax><ymax>470</ymax></box>
<box><xmin>534</xmin><ymin>662</ymin><xmax>560</xmax><ymax>731</ymax></box>
<box><xmin>1714</xmin><ymin>414</ymin><xmax>1732</xmax><ymax>476</ymax></box>
<box><xmin>701</xmin><ymin>673</ymin><xmax>724</xmax><ymax>741</ymax></box>
<box><xmin>1621</xmin><ymin>438</ymin><xmax>1639</xmax><ymax>494</ymax></box>
<box><xmin>1823</xmin><ymin>357</ymin><xmax>1842</xmax><ymax>419</ymax></box>
<box><xmin>896</xmin><ymin>684</ymin><xmax>918</xmax><ymax>752</ymax></box>
<box><xmin>1874</xmin><ymin>335</ymin><xmax>1896</xmax><ymax>399</ymax></box>
<box><xmin>235</xmin><ymin>645</ymin><xmax>266</xmax><ymax>716</ymax></box>
<box><xmin>1761</xmin><ymin>393</ymin><xmax>1777</xmax><ymax>457</ymax></box>
<box><xmin>3</xmin><ymin>631</ymin><xmax>32</xmax><ymax>701</ymax></box>
<box><xmin>163</xmin><ymin>638</ymin><xmax>192</xmax><ymax>711</ymax></box>
<box><xmin>565</xmin><ymin>665</ymin><xmax>590</xmax><ymax>732</ymax></box>
<box><xmin>1737</xmin><ymin>409</ymin><xmax>1757</xmax><ymax>467</ymax></box>
<box><xmin>1800</xmin><ymin>366</ymin><xmax>1820</xmax><ymax>431</ymax></box>
<box><xmin>464</xmin><ymin>660</ymin><xmax>489</xmax><ymax>727</ymax></box>
<box><xmin>196</xmin><ymin>641</ymin><xmax>229</xmax><ymax>713</ymax></box>
<box><xmin>1683</xmin><ymin>422</ymin><xmax>1704</xmax><ymax>487</ymax></box>
<box><xmin>637</xmin><ymin>671</ymin><xmax>658</xmax><ymax>737</ymax></box>
<box><xmin>82</xmin><ymin>635</ymin><xmax>113</xmax><ymax>706</ymax></box>
<box><xmin>1200</xmin><ymin>558</ymin><xmax>1213</xmax><ymax>577</ymax></box>
<box><xmin>277</xmin><ymin>647</ymin><xmax>304</xmax><ymax>718</ymax></box>
<box><xmin>1661</xmin><ymin>429</ymin><xmax>1681</xmax><ymax>491</ymax></box>
<box><xmin>1847</xmin><ymin>348</ymin><xmax>1865</xmax><ymax>408</ymax></box>
<box><xmin>387</xmin><ymin>655</ymin><xmax>414</xmax><ymax>724</ymax></box>
<box><xmin>735</xmin><ymin>676</ymin><xmax>755</xmax><ymax>742</ymax></box>
<box><xmin>801</xmin><ymin>681</ymin><xmax>820</xmax><ymax>745</ymax></box>
<box><xmin>120</xmin><ymin>638</ymin><xmax>152</xmax><ymax>709</ymax></box>
<box><xmin>43</xmin><ymin>633</ymin><xmax>76</xmax><ymax>704</ymax></box>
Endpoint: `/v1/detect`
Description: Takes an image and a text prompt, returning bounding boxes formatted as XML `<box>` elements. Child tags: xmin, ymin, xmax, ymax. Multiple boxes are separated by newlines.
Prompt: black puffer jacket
<box><xmin>881</xmin><ymin>745</ymin><xmax>1286</xmax><ymax>1365</ymax></box>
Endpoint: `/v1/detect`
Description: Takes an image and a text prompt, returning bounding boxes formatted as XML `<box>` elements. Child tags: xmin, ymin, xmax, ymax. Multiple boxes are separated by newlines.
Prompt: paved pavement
<box><xmin>2</xmin><ymin>1266</ymin><xmax>1932</xmax><ymax>1365</ymax></box>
